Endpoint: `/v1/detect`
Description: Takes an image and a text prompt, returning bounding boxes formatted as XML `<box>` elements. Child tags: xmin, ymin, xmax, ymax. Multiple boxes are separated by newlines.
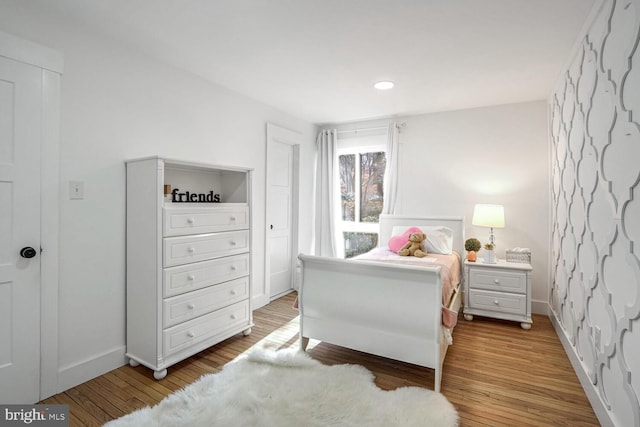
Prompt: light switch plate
<box><xmin>69</xmin><ymin>181</ymin><xmax>84</xmax><ymax>200</ymax></box>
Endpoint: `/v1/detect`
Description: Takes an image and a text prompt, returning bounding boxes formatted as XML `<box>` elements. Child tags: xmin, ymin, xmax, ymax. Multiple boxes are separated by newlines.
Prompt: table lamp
<box><xmin>472</xmin><ymin>204</ymin><xmax>505</xmax><ymax>247</ymax></box>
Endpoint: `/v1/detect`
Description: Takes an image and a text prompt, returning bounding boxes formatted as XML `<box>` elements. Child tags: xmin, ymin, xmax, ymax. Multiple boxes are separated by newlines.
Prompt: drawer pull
<box><xmin>187</xmin><ymin>331</ymin><xmax>195</xmax><ymax>338</ymax></box>
<box><xmin>187</xmin><ymin>218</ymin><xmax>195</xmax><ymax>225</ymax></box>
<box><xmin>188</xmin><ymin>247</ymin><xmax>195</xmax><ymax>253</ymax></box>
<box><xmin>230</xmin><ymin>314</ymin><xmax>236</xmax><ymax>320</ymax></box>
<box><xmin>187</xmin><ymin>304</ymin><xmax>195</xmax><ymax>310</ymax></box>
<box><xmin>230</xmin><ymin>241</ymin><xmax>237</xmax><ymax>246</ymax></box>
<box><xmin>494</xmin><ymin>300</ymin><xmax>500</xmax><ymax>305</ymax></box>
<box><xmin>187</xmin><ymin>275</ymin><xmax>195</xmax><ymax>281</ymax></box>
<box><xmin>230</xmin><ymin>290</ymin><xmax>236</xmax><ymax>295</ymax></box>
<box><xmin>230</xmin><ymin>216</ymin><xmax>236</xmax><ymax>221</ymax></box>
<box><xmin>494</xmin><ymin>279</ymin><xmax>500</xmax><ymax>284</ymax></box>
<box><xmin>230</xmin><ymin>265</ymin><xmax>237</xmax><ymax>271</ymax></box>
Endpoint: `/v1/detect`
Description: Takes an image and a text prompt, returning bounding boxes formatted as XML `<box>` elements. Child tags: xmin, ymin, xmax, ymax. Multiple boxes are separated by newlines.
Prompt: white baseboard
<box><xmin>549</xmin><ymin>312</ymin><xmax>614</xmax><ymax>427</ymax></box>
<box><xmin>56</xmin><ymin>346</ymin><xmax>127</xmax><ymax>395</ymax></box>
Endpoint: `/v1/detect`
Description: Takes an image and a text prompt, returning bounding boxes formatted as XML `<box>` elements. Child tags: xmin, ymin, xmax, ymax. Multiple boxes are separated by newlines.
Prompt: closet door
<box><xmin>0</xmin><ymin>55</ymin><xmax>42</xmax><ymax>404</ymax></box>
<box><xmin>266</xmin><ymin>123</ymin><xmax>300</xmax><ymax>302</ymax></box>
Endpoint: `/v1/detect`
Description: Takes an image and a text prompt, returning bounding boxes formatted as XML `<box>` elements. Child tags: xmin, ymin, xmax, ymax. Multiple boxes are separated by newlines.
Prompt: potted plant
<box><xmin>464</xmin><ymin>238</ymin><xmax>481</xmax><ymax>262</ymax></box>
<box><xmin>484</xmin><ymin>243</ymin><xmax>495</xmax><ymax>263</ymax></box>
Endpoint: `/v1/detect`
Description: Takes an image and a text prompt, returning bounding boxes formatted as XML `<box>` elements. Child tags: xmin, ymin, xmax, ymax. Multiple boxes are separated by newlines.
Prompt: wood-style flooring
<box><xmin>40</xmin><ymin>292</ymin><xmax>600</xmax><ymax>426</ymax></box>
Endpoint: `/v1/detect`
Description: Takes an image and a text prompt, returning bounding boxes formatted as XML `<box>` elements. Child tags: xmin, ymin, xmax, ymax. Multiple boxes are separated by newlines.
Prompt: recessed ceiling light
<box><xmin>374</xmin><ymin>81</ymin><xmax>394</xmax><ymax>90</ymax></box>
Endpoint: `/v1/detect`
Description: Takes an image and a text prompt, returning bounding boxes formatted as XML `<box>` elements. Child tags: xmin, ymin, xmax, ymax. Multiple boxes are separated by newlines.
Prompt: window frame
<box><xmin>337</xmin><ymin>143</ymin><xmax>386</xmax><ymax>238</ymax></box>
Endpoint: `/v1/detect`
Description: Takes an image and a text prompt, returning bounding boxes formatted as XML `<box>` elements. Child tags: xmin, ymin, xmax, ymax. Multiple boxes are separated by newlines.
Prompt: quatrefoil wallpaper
<box><xmin>549</xmin><ymin>0</ymin><xmax>640</xmax><ymax>425</ymax></box>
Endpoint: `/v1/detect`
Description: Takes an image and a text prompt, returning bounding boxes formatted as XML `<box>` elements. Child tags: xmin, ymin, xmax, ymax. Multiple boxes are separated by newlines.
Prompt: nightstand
<box><xmin>463</xmin><ymin>259</ymin><xmax>533</xmax><ymax>329</ymax></box>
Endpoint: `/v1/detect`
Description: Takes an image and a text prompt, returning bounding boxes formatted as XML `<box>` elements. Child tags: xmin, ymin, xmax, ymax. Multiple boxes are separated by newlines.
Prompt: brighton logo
<box><xmin>1</xmin><ymin>405</ymin><xmax>68</xmax><ymax>426</ymax></box>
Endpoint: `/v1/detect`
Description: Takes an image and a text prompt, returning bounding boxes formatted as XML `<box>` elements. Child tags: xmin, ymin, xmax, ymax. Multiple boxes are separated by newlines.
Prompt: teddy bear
<box><xmin>398</xmin><ymin>232</ymin><xmax>427</xmax><ymax>258</ymax></box>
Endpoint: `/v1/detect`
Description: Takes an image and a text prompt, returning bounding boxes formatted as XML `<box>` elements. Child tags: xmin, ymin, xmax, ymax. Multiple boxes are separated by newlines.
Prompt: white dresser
<box><xmin>463</xmin><ymin>259</ymin><xmax>533</xmax><ymax>329</ymax></box>
<box><xmin>126</xmin><ymin>157</ymin><xmax>253</xmax><ymax>379</ymax></box>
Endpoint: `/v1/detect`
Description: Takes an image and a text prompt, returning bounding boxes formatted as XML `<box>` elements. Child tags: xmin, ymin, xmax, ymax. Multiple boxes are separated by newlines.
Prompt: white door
<box><xmin>266</xmin><ymin>124</ymin><xmax>300</xmax><ymax>300</ymax></box>
<box><xmin>0</xmin><ymin>56</ymin><xmax>43</xmax><ymax>403</ymax></box>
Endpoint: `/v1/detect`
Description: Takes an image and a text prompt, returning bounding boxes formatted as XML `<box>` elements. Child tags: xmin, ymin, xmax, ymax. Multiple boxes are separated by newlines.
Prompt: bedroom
<box><xmin>0</xmin><ymin>0</ymin><xmax>637</xmax><ymax>426</ymax></box>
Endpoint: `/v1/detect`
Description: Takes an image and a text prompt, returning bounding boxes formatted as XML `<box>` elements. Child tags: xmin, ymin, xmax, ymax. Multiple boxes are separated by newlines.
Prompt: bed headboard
<box><xmin>379</xmin><ymin>214</ymin><xmax>466</xmax><ymax>256</ymax></box>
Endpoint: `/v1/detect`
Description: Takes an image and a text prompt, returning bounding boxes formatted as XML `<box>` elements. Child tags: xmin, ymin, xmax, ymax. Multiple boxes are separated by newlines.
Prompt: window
<box><xmin>339</xmin><ymin>145</ymin><xmax>386</xmax><ymax>258</ymax></box>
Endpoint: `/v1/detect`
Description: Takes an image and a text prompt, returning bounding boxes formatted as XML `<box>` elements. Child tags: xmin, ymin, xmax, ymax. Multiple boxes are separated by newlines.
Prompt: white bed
<box><xmin>297</xmin><ymin>214</ymin><xmax>465</xmax><ymax>392</ymax></box>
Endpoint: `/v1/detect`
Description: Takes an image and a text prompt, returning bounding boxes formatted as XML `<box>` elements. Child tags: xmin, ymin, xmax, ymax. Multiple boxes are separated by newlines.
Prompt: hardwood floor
<box><xmin>41</xmin><ymin>292</ymin><xmax>600</xmax><ymax>426</ymax></box>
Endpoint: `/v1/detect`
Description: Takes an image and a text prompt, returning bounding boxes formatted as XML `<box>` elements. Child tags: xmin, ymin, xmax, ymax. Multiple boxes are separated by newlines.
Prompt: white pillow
<box><xmin>391</xmin><ymin>225</ymin><xmax>454</xmax><ymax>255</ymax></box>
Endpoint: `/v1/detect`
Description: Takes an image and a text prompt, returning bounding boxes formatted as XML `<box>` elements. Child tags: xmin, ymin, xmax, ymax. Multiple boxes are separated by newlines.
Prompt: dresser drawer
<box><xmin>163</xmin><ymin>253</ymin><xmax>249</xmax><ymax>297</ymax></box>
<box><xmin>163</xmin><ymin>300</ymin><xmax>250</xmax><ymax>357</ymax></box>
<box><xmin>163</xmin><ymin>277</ymin><xmax>249</xmax><ymax>328</ymax></box>
<box><xmin>468</xmin><ymin>268</ymin><xmax>526</xmax><ymax>294</ymax></box>
<box><xmin>163</xmin><ymin>206</ymin><xmax>249</xmax><ymax>237</ymax></box>
<box><xmin>163</xmin><ymin>230</ymin><xmax>249</xmax><ymax>267</ymax></box>
<box><xmin>468</xmin><ymin>289</ymin><xmax>526</xmax><ymax>315</ymax></box>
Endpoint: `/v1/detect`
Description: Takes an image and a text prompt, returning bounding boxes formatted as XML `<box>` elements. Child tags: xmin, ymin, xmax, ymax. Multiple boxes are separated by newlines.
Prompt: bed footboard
<box><xmin>298</xmin><ymin>254</ymin><xmax>445</xmax><ymax>390</ymax></box>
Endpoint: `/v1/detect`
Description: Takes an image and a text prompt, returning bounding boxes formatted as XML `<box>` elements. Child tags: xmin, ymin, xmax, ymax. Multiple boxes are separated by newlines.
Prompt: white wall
<box><xmin>550</xmin><ymin>1</ymin><xmax>640</xmax><ymax>426</ymax></box>
<box><xmin>333</xmin><ymin>101</ymin><xmax>550</xmax><ymax>309</ymax></box>
<box><xmin>0</xmin><ymin>4</ymin><xmax>316</xmax><ymax>393</ymax></box>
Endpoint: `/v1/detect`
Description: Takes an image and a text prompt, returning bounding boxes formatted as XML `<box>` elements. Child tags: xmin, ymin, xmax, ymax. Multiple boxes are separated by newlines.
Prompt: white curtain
<box><xmin>313</xmin><ymin>129</ymin><xmax>338</xmax><ymax>257</ymax></box>
<box><xmin>382</xmin><ymin>122</ymin><xmax>400</xmax><ymax>214</ymax></box>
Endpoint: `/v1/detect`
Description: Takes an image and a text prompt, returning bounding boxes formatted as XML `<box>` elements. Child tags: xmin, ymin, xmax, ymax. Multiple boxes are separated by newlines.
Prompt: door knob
<box><xmin>20</xmin><ymin>247</ymin><xmax>37</xmax><ymax>259</ymax></box>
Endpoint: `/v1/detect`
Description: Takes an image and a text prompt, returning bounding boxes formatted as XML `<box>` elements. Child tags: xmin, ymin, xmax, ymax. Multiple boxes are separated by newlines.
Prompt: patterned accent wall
<box><xmin>549</xmin><ymin>0</ymin><xmax>640</xmax><ymax>425</ymax></box>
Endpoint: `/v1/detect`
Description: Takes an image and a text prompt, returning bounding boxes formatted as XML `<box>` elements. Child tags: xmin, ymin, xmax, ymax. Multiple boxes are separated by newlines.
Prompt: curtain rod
<box><xmin>337</xmin><ymin>126</ymin><xmax>386</xmax><ymax>134</ymax></box>
<box><xmin>336</xmin><ymin>122</ymin><xmax>406</xmax><ymax>134</ymax></box>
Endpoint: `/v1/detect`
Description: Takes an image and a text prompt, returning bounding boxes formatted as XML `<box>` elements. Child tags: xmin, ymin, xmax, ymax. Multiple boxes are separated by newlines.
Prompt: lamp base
<box><xmin>483</xmin><ymin>250</ymin><xmax>496</xmax><ymax>264</ymax></box>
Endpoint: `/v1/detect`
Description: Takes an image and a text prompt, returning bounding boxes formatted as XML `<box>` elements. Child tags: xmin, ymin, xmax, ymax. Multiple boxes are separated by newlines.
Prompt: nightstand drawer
<box><xmin>469</xmin><ymin>268</ymin><xmax>526</xmax><ymax>294</ymax></box>
<box><xmin>468</xmin><ymin>289</ymin><xmax>526</xmax><ymax>315</ymax></box>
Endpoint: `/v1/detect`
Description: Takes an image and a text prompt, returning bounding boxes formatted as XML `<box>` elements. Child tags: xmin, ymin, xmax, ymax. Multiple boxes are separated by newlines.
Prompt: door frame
<box><xmin>1</xmin><ymin>30</ymin><xmax>63</xmax><ymax>400</ymax></box>
<box><xmin>264</xmin><ymin>123</ymin><xmax>300</xmax><ymax>306</ymax></box>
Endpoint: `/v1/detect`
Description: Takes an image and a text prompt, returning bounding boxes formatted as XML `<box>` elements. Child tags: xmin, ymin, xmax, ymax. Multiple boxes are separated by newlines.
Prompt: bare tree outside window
<box><xmin>360</xmin><ymin>152</ymin><xmax>386</xmax><ymax>223</ymax></box>
<box><xmin>339</xmin><ymin>154</ymin><xmax>355</xmax><ymax>221</ymax></box>
<box><xmin>339</xmin><ymin>150</ymin><xmax>386</xmax><ymax>258</ymax></box>
<box><xmin>343</xmin><ymin>232</ymin><xmax>378</xmax><ymax>259</ymax></box>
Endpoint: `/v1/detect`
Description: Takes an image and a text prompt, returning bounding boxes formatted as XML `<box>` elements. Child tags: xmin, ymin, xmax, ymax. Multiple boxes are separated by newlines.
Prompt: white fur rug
<box><xmin>105</xmin><ymin>348</ymin><xmax>459</xmax><ymax>427</ymax></box>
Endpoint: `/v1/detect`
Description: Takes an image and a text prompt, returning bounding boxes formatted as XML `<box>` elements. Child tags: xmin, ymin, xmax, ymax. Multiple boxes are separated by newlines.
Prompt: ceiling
<box><xmin>41</xmin><ymin>0</ymin><xmax>596</xmax><ymax>125</ymax></box>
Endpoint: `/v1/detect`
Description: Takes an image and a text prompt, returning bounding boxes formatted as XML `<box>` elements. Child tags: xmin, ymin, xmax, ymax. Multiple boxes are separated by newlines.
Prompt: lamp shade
<box><xmin>472</xmin><ymin>204</ymin><xmax>505</xmax><ymax>228</ymax></box>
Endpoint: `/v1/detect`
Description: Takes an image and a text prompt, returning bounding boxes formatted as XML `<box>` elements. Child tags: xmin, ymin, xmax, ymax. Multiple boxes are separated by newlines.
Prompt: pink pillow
<box><xmin>388</xmin><ymin>227</ymin><xmax>423</xmax><ymax>253</ymax></box>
